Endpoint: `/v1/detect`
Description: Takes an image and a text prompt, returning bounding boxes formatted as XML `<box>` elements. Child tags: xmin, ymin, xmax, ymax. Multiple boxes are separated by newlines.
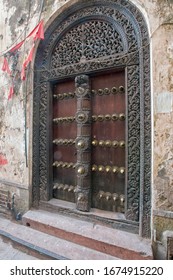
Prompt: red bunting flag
<box><xmin>1</xmin><ymin>57</ymin><xmax>11</xmax><ymax>75</ymax></box>
<box><xmin>21</xmin><ymin>44</ymin><xmax>35</xmax><ymax>80</ymax></box>
<box><xmin>27</xmin><ymin>20</ymin><xmax>44</xmax><ymax>41</ymax></box>
<box><xmin>8</xmin><ymin>86</ymin><xmax>14</xmax><ymax>100</ymax></box>
<box><xmin>9</xmin><ymin>40</ymin><xmax>25</xmax><ymax>53</ymax></box>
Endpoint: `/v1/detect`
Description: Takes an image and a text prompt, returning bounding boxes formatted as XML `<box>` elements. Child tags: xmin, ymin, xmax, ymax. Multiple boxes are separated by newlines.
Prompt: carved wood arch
<box><xmin>33</xmin><ymin>0</ymin><xmax>151</xmax><ymax>237</ymax></box>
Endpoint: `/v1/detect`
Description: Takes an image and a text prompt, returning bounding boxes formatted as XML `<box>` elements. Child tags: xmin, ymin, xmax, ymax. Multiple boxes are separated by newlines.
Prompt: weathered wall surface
<box><xmin>0</xmin><ymin>0</ymin><xmax>173</xmax><ymax>256</ymax></box>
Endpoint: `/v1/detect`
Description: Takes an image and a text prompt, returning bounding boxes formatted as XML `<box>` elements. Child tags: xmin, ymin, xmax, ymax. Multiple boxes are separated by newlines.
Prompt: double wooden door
<box><xmin>52</xmin><ymin>70</ymin><xmax>125</xmax><ymax>213</ymax></box>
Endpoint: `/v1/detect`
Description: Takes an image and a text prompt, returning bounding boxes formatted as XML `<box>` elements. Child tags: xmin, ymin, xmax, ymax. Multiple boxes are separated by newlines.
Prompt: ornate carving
<box><xmin>126</xmin><ymin>65</ymin><xmax>140</xmax><ymax>222</ymax></box>
<box><xmin>51</xmin><ymin>20</ymin><xmax>125</xmax><ymax>68</ymax></box>
<box><xmin>33</xmin><ymin>0</ymin><xmax>151</xmax><ymax>237</ymax></box>
<box><xmin>75</xmin><ymin>75</ymin><xmax>91</xmax><ymax>211</ymax></box>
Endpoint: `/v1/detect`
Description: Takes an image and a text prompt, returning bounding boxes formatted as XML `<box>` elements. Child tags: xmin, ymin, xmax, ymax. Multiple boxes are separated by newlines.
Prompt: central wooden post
<box><xmin>75</xmin><ymin>75</ymin><xmax>91</xmax><ymax>211</ymax></box>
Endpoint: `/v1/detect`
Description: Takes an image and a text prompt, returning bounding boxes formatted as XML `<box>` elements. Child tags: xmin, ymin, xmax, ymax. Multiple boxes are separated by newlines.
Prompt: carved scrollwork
<box><xmin>51</xmin><ymin>20</ymin><xmax>125</xmax><ymax>68</ymax></box>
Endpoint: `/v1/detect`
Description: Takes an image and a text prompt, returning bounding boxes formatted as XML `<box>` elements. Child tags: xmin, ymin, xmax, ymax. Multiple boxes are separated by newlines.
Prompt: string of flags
<box><xmin>1</xmin><ymin>20</ymin><xmax>44</xmax><ymax>100</ymax></box>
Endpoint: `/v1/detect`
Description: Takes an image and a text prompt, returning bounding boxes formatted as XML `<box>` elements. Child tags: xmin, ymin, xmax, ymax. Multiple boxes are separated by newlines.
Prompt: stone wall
<box><xmin>0</xmin><ymin>0</ymin><xmax>173</xmax><ymax>258</ymax></box>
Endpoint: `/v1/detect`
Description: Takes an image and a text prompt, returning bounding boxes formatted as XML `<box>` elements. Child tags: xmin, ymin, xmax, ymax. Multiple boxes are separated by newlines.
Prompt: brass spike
<box><xmin>98</xmin><ymin>140</ymin><xmax>105</xmax><ymax>147</ymax></box>
<box><xmin>58</xmin><ymin>93</ymin><xmax>64</xmax><ymax>100</ymax></box>
<box><xmin>58</xmin><ymin>184</ymin><xmax>64</xmax><ymax>190</ymax></box>
<box><xmin>105</xmin><ymin>192</ymin><xmax>111</xmax><ymax>201</ymax></box>
<box><xmin>91</xmin><ymin>89</ymin><xmax>97</xmax><ymax>95</ymax></box>
<box><xmin>92</xmin><ymin>139</ymin><xmax>98</xmax><ymax>146</ymax></box>
<box><xmin>120</xmin><ymin>194</ymin><xmax>125</xmax><ymax>205</ymax></box>
<box><xmin>112</xmin><ymin>193</ymin><xmax>119</xmax><ymax>201</ymax></box>
<box><xmin>111</xmin><ymin>87</ymin><xmax>117</xmax><ymax>94</ymax></box>
<box><xmin>92</xmin><ymin>115</ymin><xmax>98</xmax><ymax>122</ymax></box>
<box><xmin>105</xmin><ymin>114</ymin><xmax>111</xmax><ymax>121</ymax></box>
<box><xmin>105</xmin><ymin>140</ymin><xmax>112</xmax><ymax>147</ymax></box>
<box><xmin>112</xmin><ymin>140</ymin><xmax>119</xmax><ymax>148</ymax></box>
<box><xmin>105</xmin><ymin>166</ymin><xmax>112</xmax><ymax>172</ymax></box>
<box><xmin>98</xmin><ymin>191</ymin><xmax>104</xmax><ymax>199</ymax></box>
<box><xmin>63</xmin><ymin>93</ymin><xmax>68</xmax><ymax>98</ymax></box>
<box><xmin>77</xmin><ymin>140</ymin><xmax>85</xmax><ymax>149</ymax></box>
<box><xmin>119</xmin><ymin>141</ymin><xmax>125</xmax><ymax>148</ymax></box>
<box><xmin>98</xmin><ymin>89</ymin><xmax>103</xmax><ymax>95</ymax></box>
<box><xmin>98</xmin><ymin>114</ymin><xmax>104</xmax><ymax>121</ymax></box>
<box><xmin>63</xmin><ymin>184</ymin><xmax>69</xmax><ymax>191</ymax></box>
<box><xmin>112</xmin><ymin>166</ymin><xmax>118</xmax><ymax>173</ymax></box>
<box><xmin>77</xmin><ymin>166</ymin><xmax>85</xmax><ymax>175</ymax></box>
<box><xmin>58</xmin><ymin>117</ymin><xmax>62</xmax><ymax>123</ymax></box>
<box><xmin>98</xmin><ymin>165</ymin><xmax>104</xmax><ymax>172</ymax></box>
<box><xmin>104</xmin><ymin>88</ymin><xmax>110</xmax><ymax>95</ymax></box>
<box><xmin>68</xmin><ymin>92</ymin><xmax>73</xmax><ymax>98</ymax></box>
<box><xmin>112</xmin><ymin>114</ymin><xmax>118</xmax><ymax>121</ymax></box>
<box><xmin>92</xmin><ymin>164</ymin><xmax>97</xmax><ymax>172</ymax></box>
<box><xmin>53</xmin><ymin>184</ymin><xmax>58</xmax><ymax>190</ymax></box>
<box><xmin>119</xmin><ymin>167</ymin><xmax>125</xmax><ymax>174</ymax></box>
<box><xmin>62</xmin><ymin>139</ymin><xmax>68</xmax><ymax>145</ymax></box>
<box><xmin>68</xmin><ymin>186</ymin><xmax>74</xmax><ymax>192</ymax></box>
<box><xmin>67</xmin><ymin>139</ymin><xmax>72</xmax><ymax>145</ymax></box>
<box><xmin>62</xmin><ymin>162</ymin><xmax>67</xmax><ymax>168</ymax></box>
<box><xmin>77</xmin><ymin>193</ymin><xmax>83</xmax><ymax>201</ymax></box>
<box><xmin>119</xmin><ymin>113</ymin><xmax>125</xmax><ymax>120</ymax></box>
<box><xmin>119</xmin><ymin>86</ymin><xmax>125</xmax><ymax>93</ymax></box>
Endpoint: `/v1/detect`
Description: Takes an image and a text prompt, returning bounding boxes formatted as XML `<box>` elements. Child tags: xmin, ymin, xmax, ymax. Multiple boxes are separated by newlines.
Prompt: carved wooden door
<box><xmin>52</xmin><ymin>70</ymin><xmax>125</xmax><ymax>213</ymax></box>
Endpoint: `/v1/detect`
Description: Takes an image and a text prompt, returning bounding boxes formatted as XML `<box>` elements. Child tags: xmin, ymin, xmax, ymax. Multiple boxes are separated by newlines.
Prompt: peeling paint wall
<box><xmin>0</xmin><ymin>0</ymin><xmax>173</xmax><ymax>258</ymax></box>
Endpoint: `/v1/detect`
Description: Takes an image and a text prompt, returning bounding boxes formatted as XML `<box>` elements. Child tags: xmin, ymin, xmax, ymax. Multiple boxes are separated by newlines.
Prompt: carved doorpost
<box><xmin>75</xmin><ymin>75</ymin><xmax>91</xmax><ymax>211</ymax></box>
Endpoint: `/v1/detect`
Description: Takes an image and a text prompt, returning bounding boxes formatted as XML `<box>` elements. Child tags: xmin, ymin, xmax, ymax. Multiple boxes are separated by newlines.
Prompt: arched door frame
<box><xmin>32</xmin><ymin>0</ymin><xmax>151</xmax><ymax>238</ymax></box>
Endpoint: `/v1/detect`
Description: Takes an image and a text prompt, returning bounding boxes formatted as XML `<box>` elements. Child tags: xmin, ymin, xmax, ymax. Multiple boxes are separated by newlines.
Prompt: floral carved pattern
<box><xmin>51</xmin><ymin>20</ymin><xmax>124</xmax><ymax>68</ymax></box>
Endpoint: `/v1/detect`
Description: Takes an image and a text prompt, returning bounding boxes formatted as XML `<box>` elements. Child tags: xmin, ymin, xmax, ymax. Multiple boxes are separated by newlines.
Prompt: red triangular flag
<box><xmin>1</xmin><ymin>57</ymin><xmax>11</xmax><ymax>75</ymax></box>
<box><xmin>21</xmin><ymin>45</ymin><xmax>35</xmax><ymax>80</ymax></box>
<box><xmin>27</xmin><ymin>20</ymin><xmax>44</xmax><ymax>41</ymax></box>
<box><xmin>8</xmin><ymin>86</ymin><xmax>14</xmax><ymax>100</ymax></box>
<box><xmin>9</xmin><ymin>40</ymin><xmax>25</xmax><ymax>53</ymax></box>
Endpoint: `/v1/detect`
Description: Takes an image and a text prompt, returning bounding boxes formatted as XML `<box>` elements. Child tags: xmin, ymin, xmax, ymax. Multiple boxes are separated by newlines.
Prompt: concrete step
<box><xmin>0</xmin><ymin>216</ymin><xmax>118</xmax><ymax>260</ymax></box>
<box><xmin>22</xmin><ymin>209</ymin><xmax>153</xmax><ymax>260</ymax></box>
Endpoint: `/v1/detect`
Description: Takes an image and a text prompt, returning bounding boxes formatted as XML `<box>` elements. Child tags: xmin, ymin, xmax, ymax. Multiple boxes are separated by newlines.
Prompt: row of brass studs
<box><xmin>53</xmin><ymin>116</ymin><xmax>75</xmax><ymax>124</ymax></box>
<box><xmin>53</xmin><ymin>138</ymin><xmax>125</xmax><ymax>148</ymax></box>
<box><xmin>53</xmin><ymin>183</ymin><xmax>76</xmax><ymax>192</ymax></box>
<box><xmin>53</xmin><ymin>161</ymin><xmax>125</xmax><ymax>173</ymax></box>
<box><xmin>97</xmin><ymin>191</ymin><xmax>125</xmax><ymax>204</ymax></box>
<box><xmin>53</xmin><ymin>86</ymin><xmax>125</xmax><ymax>100</ymax></box>
<box><xmin>53</xmin><ymin>139</ymin><xmax>75</xmax><ymax>145</ymax></box>
<box><xmin>53</xmin><ymin>113</ymin><xmax>125</xmax><ymax>124</ymax></box>
<box><xmin>91</xmin><ymin>86</ymin><xmax>125</xmax><ymax>95</ymax></box>
<box><xmin>53</xmin><ymin>92</ymin><xmax>75</xmax><ymax>100</ymax></box>
<box><xmin>92</xmin><ymin>139</ymin><xmax>125</xmax><ymax>148</ymax></box>
<box><xmin>92</xmin><ymin>165</ymin><xmax>125</xmax><ymax>174</ymax></box>
<box><xmin>92</xmin><ymin>113</ymin><xmax>125</xmax><ymax>121</ymax></box>
<box><xmin>52</xmin><ymin>161</ymin><xmax>76</xmax><ymax>169</ymax></box>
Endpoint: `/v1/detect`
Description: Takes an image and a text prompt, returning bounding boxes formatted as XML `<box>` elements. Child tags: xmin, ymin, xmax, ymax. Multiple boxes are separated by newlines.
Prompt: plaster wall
<box><xmin>0</xmin><ymin>0</ymin><xmax>173</xmax><ymax>250</ymax></box>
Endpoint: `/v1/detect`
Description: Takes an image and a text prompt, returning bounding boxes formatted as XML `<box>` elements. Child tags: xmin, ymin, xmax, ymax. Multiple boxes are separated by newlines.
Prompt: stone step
<box><xmin>22</xmin><ymin>209</ymin><xmax>153</xmax><ymax>260</ymax></box>
<box><xmin>0</xmin><ymin>216</ymin><xmax>118</xmax><ymax>260</ymax></box>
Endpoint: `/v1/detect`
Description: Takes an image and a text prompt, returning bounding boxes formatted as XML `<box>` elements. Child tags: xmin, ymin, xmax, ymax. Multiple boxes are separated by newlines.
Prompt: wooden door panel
<box><xmin>52</xmin><ymin>80</ymin><xmax>77</xmax><ymax>202</ymax></box>
<box><xmin>91</xmin><ymin>71</ymin><xmax>125</xmax><ymax>212</ymax></box>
